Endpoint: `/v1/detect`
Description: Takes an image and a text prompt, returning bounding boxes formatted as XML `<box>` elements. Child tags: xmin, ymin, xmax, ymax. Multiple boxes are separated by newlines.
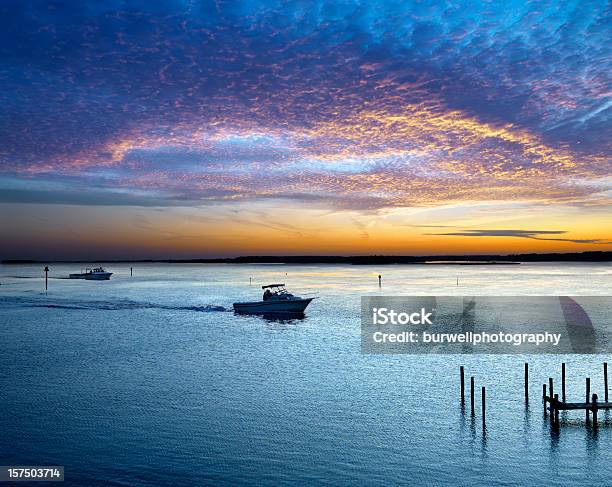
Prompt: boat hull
<box><xmin>233</xmin><ymin>297</ymin><xmax>313</xmax><ymax>315</ymax></box>
<box><xmin>69</xmin><ymin>274</ymin><xmax>87</xmax><ymax>279</ymax></box>
<box><xmin>85</xmin><ymin>272</ymin><xmax>113</xmax><ymax>280</ymax></box>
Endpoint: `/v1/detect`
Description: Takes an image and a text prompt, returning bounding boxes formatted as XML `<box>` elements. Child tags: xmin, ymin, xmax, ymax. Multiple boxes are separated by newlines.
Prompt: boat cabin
<box><xmin>262</xmin><ymin>284</ymin><xmax>290</xmax><ymax>301</ymax></box>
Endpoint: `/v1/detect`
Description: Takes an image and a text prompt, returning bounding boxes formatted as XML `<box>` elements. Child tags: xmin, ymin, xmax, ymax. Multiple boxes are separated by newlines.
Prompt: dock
<box><xmin>544</xmin><ymin>391</ymin><xmax>610</xmax><ymax>425</ymax></box>
<box><xmin>544</xmin><ymin>398</ymin><xmax>612</xmax><ymax>411</ymax></box>
<box><xmin>540</xmin><ymin>364</ymin><xmax>610</xmax><ymax>426</ymax></box>
<box><xmin>461</xmin><ymin>362</ymin><xmax>611</xmax><ymax>431</ymax></box>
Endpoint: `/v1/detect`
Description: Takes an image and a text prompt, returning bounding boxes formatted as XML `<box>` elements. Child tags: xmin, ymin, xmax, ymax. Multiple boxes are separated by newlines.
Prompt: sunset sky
<box><xmin>0</xmin><ymin>0</ymin><xmax>610</xmax><ymax>259</ymax></box>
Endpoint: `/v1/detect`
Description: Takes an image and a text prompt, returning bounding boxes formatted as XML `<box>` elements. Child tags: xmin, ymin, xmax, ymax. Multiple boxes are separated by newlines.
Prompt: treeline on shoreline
<box><xmin>3</xmin><ymin>251</ymin><xmax>611</xmax><ymax>264</ymax></box>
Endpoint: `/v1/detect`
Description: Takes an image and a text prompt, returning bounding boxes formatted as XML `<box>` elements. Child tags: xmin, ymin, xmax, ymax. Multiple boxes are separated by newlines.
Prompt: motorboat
<box><xmin>233</xmin><ymin>284</ymin><xmax>314</xmax><ymax>315</ymax></box>
<box><xmin>69</xmin><ymin>267</ymin><xmax>113</xmax><ymax>280</ymax></box>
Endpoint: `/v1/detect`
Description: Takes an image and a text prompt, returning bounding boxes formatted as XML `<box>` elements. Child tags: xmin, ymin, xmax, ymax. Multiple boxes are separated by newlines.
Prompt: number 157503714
<box><xmin>1</xmin><ymin>466</ymin><xmax>64</xmax><ymax>482</ymax></box>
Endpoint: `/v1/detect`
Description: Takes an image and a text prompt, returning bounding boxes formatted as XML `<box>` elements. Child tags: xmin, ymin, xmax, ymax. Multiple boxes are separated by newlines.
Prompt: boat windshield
<box><xmin>262</xmin><ymin>286</ymin><xmax>291</xmax><ymax>300</ymax></box>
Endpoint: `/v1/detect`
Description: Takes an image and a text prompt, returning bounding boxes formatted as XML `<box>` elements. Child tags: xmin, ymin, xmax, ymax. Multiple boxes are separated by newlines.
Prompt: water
<box><xmin>0</xmin><ymin>262</ymin><xmax>611</xmax><ymax>486</ymax></box>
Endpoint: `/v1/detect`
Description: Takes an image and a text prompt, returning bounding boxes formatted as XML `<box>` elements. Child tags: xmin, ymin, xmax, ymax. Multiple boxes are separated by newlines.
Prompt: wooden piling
<box><xmin>586</xmin><ymin>377</ymin><xmax>591</xmax><ymax>421</ymax></box>
<box><xmin>524</xmin><ymin>363</ymin><xmax>529</xmax><ymax>403</ymax></box>
<box><xmin>460</xmin><ymin>366</ymin><xmax>465</xmax><ymax>404</ymax></box>
<box><xmin>549</xmin><ymin>377</ymin><xmax>554</xmax><ymax>401</ymax></box>
<box><xmin>561</xmin><ymin>363</ymin><xmax>566</xmax><ymax>402</ymax></box>
<box><xmin>481</xmin><ymin>387</ymin><xmax>486</xmax><ymax>425</ymax></box>
<box><xmin>378</xmin><ymin>275</ymin><xmax>382</xmax><ymax>287</ymax></box>
<box><xmin>543</xmin><ymin>384</ymin><xmax>547</xmax><ymax>417</ymax></box>
<box><xmin>130</xmin><ymin>267</ymin><xmax>133</xmax><ymax>276</ymax></box>
<box><xmin>470</xmin><ymin>377</ymin><xmax>475</xmax><ymax>414</ymax></box>
<box><xmin>554</xmin><ymin>394</ymin><xmax>559</xmax><ymax>424</ymax></box>
<box><xmin>604</xmin><ymin>363</ymin><xmax>608</xmax><ymax>402</ymax></box>
<box><xmin>592</xmin><ymin>393</ymin><xmax>598</xmax><ymax>425</ymax></box>
<box><xmin>44</xmin><ymin>266</ymin><xmax>49</xmax><ymax>291</ymax></box>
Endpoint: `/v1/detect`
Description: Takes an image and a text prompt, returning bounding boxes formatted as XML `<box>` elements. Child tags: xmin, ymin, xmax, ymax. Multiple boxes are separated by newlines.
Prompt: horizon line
<box><xmin>3</xmin><ymin>250</ymin><xmax>611</xmax><ymax>265</ymax></box>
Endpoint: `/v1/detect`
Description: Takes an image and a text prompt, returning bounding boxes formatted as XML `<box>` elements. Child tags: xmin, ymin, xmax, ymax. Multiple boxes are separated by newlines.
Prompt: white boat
<box><xmin>69</xmin><ymin>267</ymin><xmax>113</xmax><ymax>280</ymax></box>
<box><xmin>233</xmin><ymin>284</ymin><xmax>314</xmax><ymax>315</ymax></box>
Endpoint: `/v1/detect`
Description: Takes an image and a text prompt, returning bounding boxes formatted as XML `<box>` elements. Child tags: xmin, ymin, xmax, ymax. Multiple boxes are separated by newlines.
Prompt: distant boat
<box><xmin>233</xmin><ymin>284</ymin><xmax>314</xmax><ymax>315</ymax></box>
<box><xmin>69</xmin><ymin>267</ymin><xmax>113</xmax><ymax>280</ymax></box>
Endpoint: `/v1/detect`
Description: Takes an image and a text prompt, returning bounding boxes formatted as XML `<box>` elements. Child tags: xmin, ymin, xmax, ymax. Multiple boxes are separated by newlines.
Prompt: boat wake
<box><xmin>0</xmin><ymin>296</ymin><xmax>229</xmax><ymax>313</ymax></box>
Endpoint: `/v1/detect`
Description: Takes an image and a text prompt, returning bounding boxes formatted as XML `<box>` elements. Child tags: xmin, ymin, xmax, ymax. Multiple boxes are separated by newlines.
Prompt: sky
<box><xmin>0</xmin><ymin>0</ymin><xmax>610</xmax><ymax>259</ymax></box>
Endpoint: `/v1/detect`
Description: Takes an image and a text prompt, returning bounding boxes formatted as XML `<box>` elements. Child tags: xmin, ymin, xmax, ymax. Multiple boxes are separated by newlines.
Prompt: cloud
<box><xmin>405</xmin><ymin>224</ymin><xmax>456</xmax><ymax>228</ymax></box>
<box><xmin>0</xmin><ymin>188</ymin><xmax>202</xmax><ymax>207</ymax></box>
<box><xmin>0</xmin><ymin>0</ymin><xmax>610</xmax><ymax>211</ymax></box>
<box><xmin>427</xmin><ymin>229</ymin><xmax>612</xmax><ymax>245</ymax></box>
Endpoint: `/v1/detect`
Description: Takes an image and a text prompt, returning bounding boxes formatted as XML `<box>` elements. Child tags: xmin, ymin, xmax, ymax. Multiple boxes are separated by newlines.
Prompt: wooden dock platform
<box><xmin>545</xmin><ymin>397</ymin><xmax>612</xmax><ymax>411</ymax></box>
<box><xmin>539</xmin><ymin>364</ymin><xmax>611</xmax><ymax>426</ymax></box>
<box><xmin>544</xmin><ymin>378</ymin><xmax>607</xmax><ymax>425</ymax></box>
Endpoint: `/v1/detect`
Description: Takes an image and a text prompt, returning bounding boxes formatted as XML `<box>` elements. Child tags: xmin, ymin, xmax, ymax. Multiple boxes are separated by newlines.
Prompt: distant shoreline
<box><xmin>2</xmin><ymin>251</ymin><xmax>611</xmax><ymax>264</ymax></box>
